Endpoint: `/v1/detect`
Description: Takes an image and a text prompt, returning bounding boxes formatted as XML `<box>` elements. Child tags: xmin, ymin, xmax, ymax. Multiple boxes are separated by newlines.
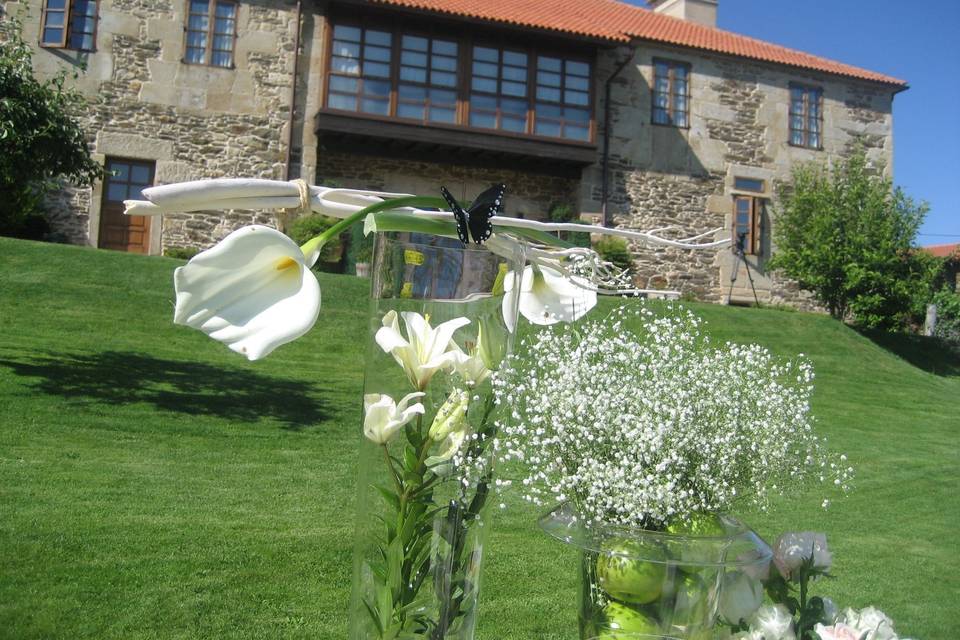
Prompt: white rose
<box><xmin>814</xmin><ymin>623</ymin><xmax>863</xmax><ymax>640</ymax></box>
<box><xmin>749</xmin><ymin>604</ymin><xmax>796</xmax><ymax>640</ymax></box>
<box><xmin>719</xmin><ymin>570</ymin><xmax>764</xmax><ymax>624</ymax></box>
<box><xmin>772</xmin><ymin>532</ymin><xmax>831</xmax><ymax>579</ymax></box>
<box><xmin>839</xmin><ymin>606</ymin><xmax>898</xmax><ymax>640</ymax></box>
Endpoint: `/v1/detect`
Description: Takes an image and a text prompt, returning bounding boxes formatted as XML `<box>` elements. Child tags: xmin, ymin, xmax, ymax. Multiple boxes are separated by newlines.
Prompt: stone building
<box><xmin>6</xmin><ymin>0</ymin><xmax>906</xmax><ymax>305</ymax></box>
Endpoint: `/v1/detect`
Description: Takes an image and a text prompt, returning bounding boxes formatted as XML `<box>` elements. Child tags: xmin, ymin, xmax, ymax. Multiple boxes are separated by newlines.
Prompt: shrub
<box><xmin>286</xmin><ymin>214</ymin><xmax>343</xmax><ymax>270</ymax></box>
<box><xmin>163</xmin><ymin>247</ymin><xmax>200</xmax><ymax>261</ymax></box>
<box><xmin>594</xmin><ymin>235</ymin><xmax>633</xmax><ymax>274</ymax></box>
<box><xmin>932</xmin><ymin>288</ymin><xmax>960</xmax><ymax>346</ymax></box>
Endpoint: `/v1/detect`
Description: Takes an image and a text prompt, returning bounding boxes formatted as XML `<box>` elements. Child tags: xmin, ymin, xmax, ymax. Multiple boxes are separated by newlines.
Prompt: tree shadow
<box><xmin>859</xmin><ymin>330</ymin><xmax>960</xmax><ymax>378</ymax></box>
<box><xmin>0</xmin><ymin>350</ymin><xmax>332</xmax><ymax>430</ymax></box>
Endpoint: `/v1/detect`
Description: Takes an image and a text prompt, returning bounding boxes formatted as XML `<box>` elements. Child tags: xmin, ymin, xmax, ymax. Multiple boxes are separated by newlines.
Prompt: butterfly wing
<box><xmin>464</xmin><ymin>183</ymin><xmax>505</xmax><ymax>244</ymax></box>
<box><xmin>440</xmin><ymin>186</ymin><xmax>470</xmax><ymax>245</ymax></box>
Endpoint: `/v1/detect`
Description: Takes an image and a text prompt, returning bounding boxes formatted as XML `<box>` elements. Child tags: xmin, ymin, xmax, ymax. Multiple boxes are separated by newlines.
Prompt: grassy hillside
<box><xmin>0</xmin><ymin>237</ymin><xmax>956</xmax><ymax>639</ymax></box>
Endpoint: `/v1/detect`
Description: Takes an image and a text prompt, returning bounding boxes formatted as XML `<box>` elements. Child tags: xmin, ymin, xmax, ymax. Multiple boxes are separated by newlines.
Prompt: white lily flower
<box><xmin>375</xmin><ymin>310</ymin><xmax>470</xmax><ymax>390</ymax></box>
<box><xmin>363</xmin><ymin>392</ymin><xmax>426</xmax><ymax>444</ymax></box>
<box><xmin>173</xmin><ymin>225</ymin><xmax>320</xmax><ymax>361</ymax></box>
<box><xmin>501</xmin><ymin>264</ymin><xmax>597</xmax><ymax>333</ymax></box>
<box><xmin>447</xmin><ymin>346</ymin><xmax>492</xmax><ymax>386</ymax></box>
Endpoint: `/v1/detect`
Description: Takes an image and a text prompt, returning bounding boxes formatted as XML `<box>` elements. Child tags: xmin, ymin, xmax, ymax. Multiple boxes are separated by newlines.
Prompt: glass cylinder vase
<box><xmin>348</xmin><ymin>234</ymin><xmax>525</xmax><ymax>640</ymax></box>
<box><xmin>540</xmin><ymin>504</ymin><xmax>772</xmax><ymax>640</ymax></box>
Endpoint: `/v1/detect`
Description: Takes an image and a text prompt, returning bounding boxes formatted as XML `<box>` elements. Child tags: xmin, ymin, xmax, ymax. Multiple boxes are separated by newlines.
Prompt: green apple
<box><xmin>596</xmin><ymin>539</ymin><xmax>668</xmax><ymax>604</ymax></box>
<box><xmin>670</xmin><ymin>573</ymin><xmax>709</xmax><ymax>628</ymax></box>
<box><xmin>595</xmin><ymin>601</ymin><xmax>659</xmax><ymax>639</ymax></box>
<box><xmin>664</xmin><ymin>512</ymin><xmax>726</xmax><ymax>573</ymax></box>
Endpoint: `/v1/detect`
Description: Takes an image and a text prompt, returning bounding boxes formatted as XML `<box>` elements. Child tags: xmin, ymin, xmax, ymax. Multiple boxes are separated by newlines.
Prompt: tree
<box><xmin>768</xmin><ymin>152</ymin><xmax>931</xmax><ymax>330</ymax></box>
<box><xmin>0</xmin><ymin>13</ymin><xmax>102</xmax><ymax>238</ymax></box>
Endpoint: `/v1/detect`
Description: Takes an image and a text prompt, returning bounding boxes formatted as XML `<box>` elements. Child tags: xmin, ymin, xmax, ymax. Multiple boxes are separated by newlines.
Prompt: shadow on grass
<box><xmin>859</xmin><ymin>329</ymin><xmax>960</xmax><ymax>377</ymax></box>
<box><xmin>0</xmin><ymin>350</ymin><xmax>330</xmax><ymax>429</ymax></box>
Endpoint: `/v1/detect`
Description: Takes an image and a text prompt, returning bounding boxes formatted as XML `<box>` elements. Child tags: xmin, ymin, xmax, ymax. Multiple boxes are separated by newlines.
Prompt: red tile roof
<box><xmin>370</xmin><ymin>0</ymin><xmax>907</xmax><ymax>87</ymax></box>
<box><xmin>922</xmin><ymin>243</ymin><xmax>960</xmax><ymax>259</ymax></box>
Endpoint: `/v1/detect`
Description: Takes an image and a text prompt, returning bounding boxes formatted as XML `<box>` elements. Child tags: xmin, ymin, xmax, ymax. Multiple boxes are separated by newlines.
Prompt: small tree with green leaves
<box><xmin>769</xmin><ymin>152</ymin><xmax>931</xmax><ymax>330</ymax></box>
<box><xmin>0</xmin><ymin>14</ymin><xmax>102</xmax><ymax>237</ymax></box>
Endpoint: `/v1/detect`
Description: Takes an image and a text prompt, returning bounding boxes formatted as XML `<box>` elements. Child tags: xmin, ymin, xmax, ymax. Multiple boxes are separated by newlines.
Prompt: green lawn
<box><xmin>0</xmin><ymin>237</ymin><xmax>957</xmax><ymax>639</ymax></box>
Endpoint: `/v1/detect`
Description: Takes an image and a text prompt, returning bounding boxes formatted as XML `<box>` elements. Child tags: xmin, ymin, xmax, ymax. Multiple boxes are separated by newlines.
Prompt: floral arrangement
<box><xmin>719</xmin><ymin>532</ymin><xmax>915</xmax><ymax>640</ymax></box>
<box><xmin>495</xmin><ymin>303</ymin><xmax>852</xmax><ymax>530</ymax></box>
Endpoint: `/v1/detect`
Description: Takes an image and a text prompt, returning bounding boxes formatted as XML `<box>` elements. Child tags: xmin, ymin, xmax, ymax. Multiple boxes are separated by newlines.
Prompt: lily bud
<box><xmin>428</xmin><ymin>390</ymin><xmax>469</xmax><ymax>440</ymax></box>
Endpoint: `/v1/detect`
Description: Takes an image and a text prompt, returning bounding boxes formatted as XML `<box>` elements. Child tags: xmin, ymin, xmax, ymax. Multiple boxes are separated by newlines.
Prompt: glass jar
<box><xmin>540</xmin><ymin>503</ymin><xmax>772</xmax><ymax>640</ymax></box>
<box><xmin>348</xmin><ymin>234</ymin><xmax>525</xmax><ymax>640</ymax></box>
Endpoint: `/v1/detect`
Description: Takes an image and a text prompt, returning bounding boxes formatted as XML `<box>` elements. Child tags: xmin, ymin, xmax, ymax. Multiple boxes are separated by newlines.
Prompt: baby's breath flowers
<box><xmin>494</xmin><ymin>303</ymin><xmax>852</xmax><ymax>529</ymax></box>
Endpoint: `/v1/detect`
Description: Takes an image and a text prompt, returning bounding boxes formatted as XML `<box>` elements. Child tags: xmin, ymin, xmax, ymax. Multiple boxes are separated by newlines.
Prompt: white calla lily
<box><xmin>363</xmin><ymin>392</ymin><xmax>426</xmax><ymax>444</ymax></box>
<box><xmin>375</xmin><ymin>310</ymin><xmax>470</xmax><ymax>390</ymax></box>
<box><xmin>173</xmin><ymin>225</ymin><xmax>320</xmax><ymax>361</ymax></box>
<box><xmin>501</xmin><ymin>264</ymin><xmax>597</xmax><ymax>333</ymax></box>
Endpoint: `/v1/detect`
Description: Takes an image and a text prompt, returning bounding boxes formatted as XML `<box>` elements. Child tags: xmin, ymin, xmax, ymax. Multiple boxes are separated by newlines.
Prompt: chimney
<box><xmin>648</xmin><ymin>0</ymin><xmax>718</xmax><ymax>28</ymax></box>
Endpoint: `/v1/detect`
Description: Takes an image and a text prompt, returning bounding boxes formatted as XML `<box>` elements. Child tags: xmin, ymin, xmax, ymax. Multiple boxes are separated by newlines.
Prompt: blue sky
<box><xmin>631</xmin><ymin>0</ymin><xmax>960</xmax><ymax>246</ymax></box>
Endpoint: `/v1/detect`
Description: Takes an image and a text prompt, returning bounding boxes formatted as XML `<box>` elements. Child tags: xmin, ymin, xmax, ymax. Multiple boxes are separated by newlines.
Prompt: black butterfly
<box><xmin>440</xmin><ymin>183</ymin><xmax>505</xmax><ymax>246</ymax></box>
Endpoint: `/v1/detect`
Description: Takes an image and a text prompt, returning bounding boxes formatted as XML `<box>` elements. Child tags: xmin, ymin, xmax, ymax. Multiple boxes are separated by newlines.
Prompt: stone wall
<box><xmin>584</xmin><ymin>43</ymin><xmax>896</xmax><ymax>305</ymax></box>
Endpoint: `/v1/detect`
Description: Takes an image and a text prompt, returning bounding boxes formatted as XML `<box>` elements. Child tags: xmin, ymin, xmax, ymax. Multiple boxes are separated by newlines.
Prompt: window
<box><xmin>470</xmin><ymin>46</ymin><xmax>529</xmax><ymax>133</ymax></box>
<box><xmin>184</xmin><ymin>0</ymin><xmax>237</xmax><ymax>68</ymax></box>
<box><xmin>734</xmin><ymin>177</ymin><xmax>765</xmax><ymax>193</ymax></box>
<box><xmin>652</xmin><ymin>59</ymin><xmax>689</xmax><ymax>127</ymax></box>
<box><xmin>789</xmin><ymin>84</ymin><xmax>823</xmax><ymax>149</ymax></box>
<box><xmin>397</xmin><ymin>35</ymin><xmax>458</xmax><ymax>124</ymax></box>
<box><xmin>733</xmin><ymin>196</ymin><xmax>764</xmax><ymax>256</ymax></box>
<box><xmin>99</xmin><ymin>158</ymin><xmax>155</xmax><ymax>254</ymax></box>
<box><xmin>327</xmin><ymin>25</ymin><xmax>392</xmax><ymax>115</ymax></box>
<box><xmin>534</xmin><ymin>56</ymin><xmax>591</xmax><ymax>141</ymax></box>
<box><xmin>40</xmin><ymin>0</ymin><xmax>98</xmax><ymax>51</ymax></box>
<box><xmin>324</xmin><ymin>22</ymin><xmax>594</xmax><ymax>143</ymax></box>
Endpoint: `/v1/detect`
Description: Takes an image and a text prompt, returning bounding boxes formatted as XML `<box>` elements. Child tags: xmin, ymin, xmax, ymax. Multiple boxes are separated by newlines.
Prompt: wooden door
<box><xmin>98</xmin><ymin>158</ymin><xmax>155</xmax><ymax>253</ymax></box>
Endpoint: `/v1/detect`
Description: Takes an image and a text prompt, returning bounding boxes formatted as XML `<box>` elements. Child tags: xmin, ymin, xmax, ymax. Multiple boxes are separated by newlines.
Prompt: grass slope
<box><xmin>0</xmin><ymin>237</ymin><xmax>956</xmax><ymax>639</ymax></box>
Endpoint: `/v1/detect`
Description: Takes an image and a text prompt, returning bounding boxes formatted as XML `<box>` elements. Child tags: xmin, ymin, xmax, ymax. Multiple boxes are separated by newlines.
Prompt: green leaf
<box><xmin>375</xmin><ymin>485</ymin><xmax>401</xmax><ymax>512</ymax></box>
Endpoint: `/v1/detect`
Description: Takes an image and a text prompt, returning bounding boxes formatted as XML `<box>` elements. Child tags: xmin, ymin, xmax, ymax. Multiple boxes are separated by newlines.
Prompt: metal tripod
<box><xmin>728</xmin><ymin>232</ymin><xmax>761</xmax><ymax>307</ymax></box>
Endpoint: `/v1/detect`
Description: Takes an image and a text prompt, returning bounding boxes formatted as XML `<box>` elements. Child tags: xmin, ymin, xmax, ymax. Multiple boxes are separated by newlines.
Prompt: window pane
<box><xmin>401</xmin><ymin>50</ymin><xmax>426</xmax><ymax>67</ymax></box>
<box><xmin>502</xmin><ymin>50</ymin><xmax>526</xmax><ymax>66</ymax></box>
<box><xmin>365</xmin><ymin>45</ymin><xmax>391</xmax><ymax>63</ymax></box>
<box><xmin>565</xmin><ymin>124</ymin><xmax>590</xmax><ymax>141</ymax></box>
<box><xmin>535</xmin><ymin>120</ymin><xmax>561</xmax><ymax>137</ymax></box>
<box><xmin>131</xmin><ymin>165</ymin><xmax>151</xmax><ymax>184</ymax></box>
<box><xmin>431</xmin><ymin>71</ymin><xmax>456</xmax><ymax>87</ymax></box>
<box><xmin>107</xmin><ymin>183</ymin><xmax>127</xmax><ymax>202</ymax></box>
<box><xmin>536</xmin><ymin>103</ymin><xmax>561</xmax><ymax>118</ymax></box>
<box><xmin>334</xmin><ymin>41</ymin><xmax>360</xmax><ymax>58</ymax></box>
<box><xmin>330</xmin><ymin>75</ymin><xmax>359</xmax><ymax>93</ymax></box>
<box><xmin>501</xmin><ymin>98</ymin><xmax>526</xmax><ymax>114</ymax></box>
<box><xmin>186</xmin><ymin>31</ymin><xmax>206</xmax><ymax>48</ymax></box>
<box><xmin>430</xmin><ymin>88</ymin><xmax>456</xmax><ymax>104</ymax></box>
<box><xmin>332</xmin><ymin>56</ymin><xmax>360</xmax><ymax>74</ymax></box>
<box><xmin>363</xmin><ymin>61</ymin><xmax>390</xmax><ymax>78</ymax></box>
<box><xmin>74</xmin><ymin>0</ymin><xmax>97</xmax><ymax>16</ymax></box>
<box><xmin>502</xmin><ymin>81</ymin><xmax>526</xmax><ymax>97</ymax></box>
<box><xmin>537</xmin><ymin>71</ymin><xmax>561</xmax><ymax>87</ymax></box>
<box><xmin>472</xmin><ymin>77</ymin><xmax>497</xmax><ymax>93</ymax></box>
<box><xmin>674</xmin><ymin>111</ymin><xmax>688</xmax><ymax>128</ymax></box>
<box><xmin>364</xmin><ymin>79</ymin><xmax>390</xmax><ymax>97</ymax></box>
<box><xmin>361</xmin><ymin>98</ymin><xmax>389</xmax><ymax>115</ymax></box>
<box><xmin>188</xmin><ymin>14</ymin><xmax>209</xmax><ymax>30</ymax></box>
<box><xmin>470</xmin><ymin>111</ymin><xmax>496</xmax><ymax>128</ymax></box>
<box><xmin>109</xmin><ymin>163</ymin><xmax>130</xmax><ymax>181</ymax></box>
<box><xmin>398</xmin><ymin>103</ymin><xmax>425</xmax><ymax>120</ymax></box>
<box><xmin>567</xmin><ymin>75</ymin><xmax>589</xmax><ymax>92</ymax></box>
<box><xmin>790</xmin><ymin>114</ymin><xmax>803</xmax><ymax>131</ymax></box>
<box><xmin>734</xmin><ymin>177</ymin><xmax>765</xmax><ymax>192</ymax></box>
<box><xmin>502</xmin><ymin>65</ymin><xmax>526</xmax><ymax>82</ymax></box>
<box><xmin>790</xmin><ymin>130</ymin><xmax>803</xmax><ymax>146</ymax></box>
<box><xmin>365</xmin><ymin>30</ymin><xmax>391</xmax><ymax>46</ymax></box>
<box><xmin>428</xmin><ymin>107</ymin><xmax>456</xmax><ymax>123</ymax></box>
<box><xmin>565</xmin><ymin>107</ymin><xmax>590</xmax><ymax>122</ymax></box>
<box><xmin>809</xmin><ymin>133</ymin><xmax>820</xmax><ymax>148</ymax></box>
<box><xmin>566</xmin><ymin>60</ymin><xmax>589</xmax><ymax>77</ymax></box>
<box><xmin>565</xmin><ymin>90</ymin><xmax>589</xmax><ymax>106</ymax></box>
<box><xmin>537</xmin><ymin>86</ymin><xmax>560</xmax><ymax>102</ymax></box>
<box><xmin>402</xmin><ymin>35</ymin><xmax>428</xmax><ymax>51</ymax></box>
<box><xmin>473</xmin><ymin>46</ymin><xmax>498</xmax><ymax>62</ymax></box>
<box><xmin>328</xmin><ymin>93</ymin><xmax>357</xmax><ymax>110</ymax></box>
<box><xmin>653</xmin><ymin>108</ymin><xmax>669</xmax><ymax>125</ymax></box>
<box><xmin>215</xmin><ymin>2</ymin><xmax>236</xmax><ymax>18</ymax></box>
<box><xmin>501</xmin><ymin>115</ymin><xmax>525</xmax><ymax>132</ymax></box>
<box><xmin>214</xmin><ymin>17</ymin><xmax>234</xmax><ymax>34</ymax></box>
<box><xmin>472</xmin><ymin>94</ymin><xmax>496</xmax><ymax>110</ymax></box>
<box><xmin>399</xmin><ymin>84</ymin><xmax>426</xmax><ymax>100</ymax></box>
<box><xmin>213</xmin><ymin>35</ymin><xmax>232</xmax><ymax>51</ymax></box>
<box><xmin>212</xmin><ymin>51</ymin><xmax>232</xmax><ymax>67</ymax></box>
<box><xmin>42</xmin><ymin>27</ymin><xmax>64</xmax><ymax>44</ymax></box>
<box><xmin>538</xmin><ymin>56</ymin><xmax>561</xmax><ymax>72</ymax></box>
<box><xmin>472</xmin><ymin>61</ymin><xmax>498</xmax><ymax>77</ymax></box>
<box><xmin>400</xmin><ymin>66</ymin><xmax>427</xmax><ymax>83</ymax></box>
<box><xmin>432</xmin><ymin>54</ymin><xmax>456</xmax><ymax>72</ymax></box>
<box><xmin>46</xmin><ymin>11</ymin><xmax>65</xmax><ymax>26</ymax></box>
<box><xmin>433</xmin><ymin>40</ymin><xmax>456</xmax><ymax>56</ymax></box>
<box><xmin>334</xmin><ymin>25</ymin><xmax>361</xmax><ymax>41</ymax></box>
<box><xmin>190</xmin><ymin>0</ymin><xmax>208</xmax><ymax>13</ymax></box>
<box><xmin>72</xmin><ymin>33</ymin><xmax>94</xmax><ymax>50</ymax></box>
<box><xmin>185</xmin><ymin>47</ymin><xmax>205</xmax><ymax>63</ymax></box>
<box><xmin>47</xmin><ymin>0</ymin><xmax>67</xmax><ymax>8</ymax></box>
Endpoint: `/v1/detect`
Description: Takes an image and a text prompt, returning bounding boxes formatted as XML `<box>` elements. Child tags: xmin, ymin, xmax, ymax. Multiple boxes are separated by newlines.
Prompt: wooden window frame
<box><xmin>322</xmin><ymin>15</ymin><xmax>596</xmax><ymax>145</ymax></box>
<box><xmin>40</xmin><ymin>0</ymin><xmax>99</xmax><ymax>52</ymax></box>
<box><xmin>788</xmin><ymin>83</ymin><xmax>823</xmax><ymax>150</ymax></box>
<box><xmin>182</xmin><ymin>0</ymin><xmax>238</xmax><ymax>69</ymax></box>
<box><xmin>395</xmin><ymin>31</ymin><xmax>459</xmax><ymax>126</ymax></box>
<box><xmin>733</xmin><ymin>195</ymin><xmax>765</xmax><ymax>256</ymax></box>
<box><xmin>651</xmin><ymin>58</ymin><xmax>690</xmax><ymax>129</ymax></box>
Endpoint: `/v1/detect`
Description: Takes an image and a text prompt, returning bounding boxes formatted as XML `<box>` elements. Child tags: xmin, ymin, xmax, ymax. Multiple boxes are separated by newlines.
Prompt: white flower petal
<box><xmin>173</xmin><ymin>225</ymin><xmax>319</xmax><ymax>360</ymax></box>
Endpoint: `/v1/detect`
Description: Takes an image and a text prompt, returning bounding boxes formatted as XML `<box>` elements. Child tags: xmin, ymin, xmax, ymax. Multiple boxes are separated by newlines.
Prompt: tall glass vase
<box><xmin>348</xmin><ymin>234</ymin><xmax>525</xmax><ymax>640</ymax></box>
